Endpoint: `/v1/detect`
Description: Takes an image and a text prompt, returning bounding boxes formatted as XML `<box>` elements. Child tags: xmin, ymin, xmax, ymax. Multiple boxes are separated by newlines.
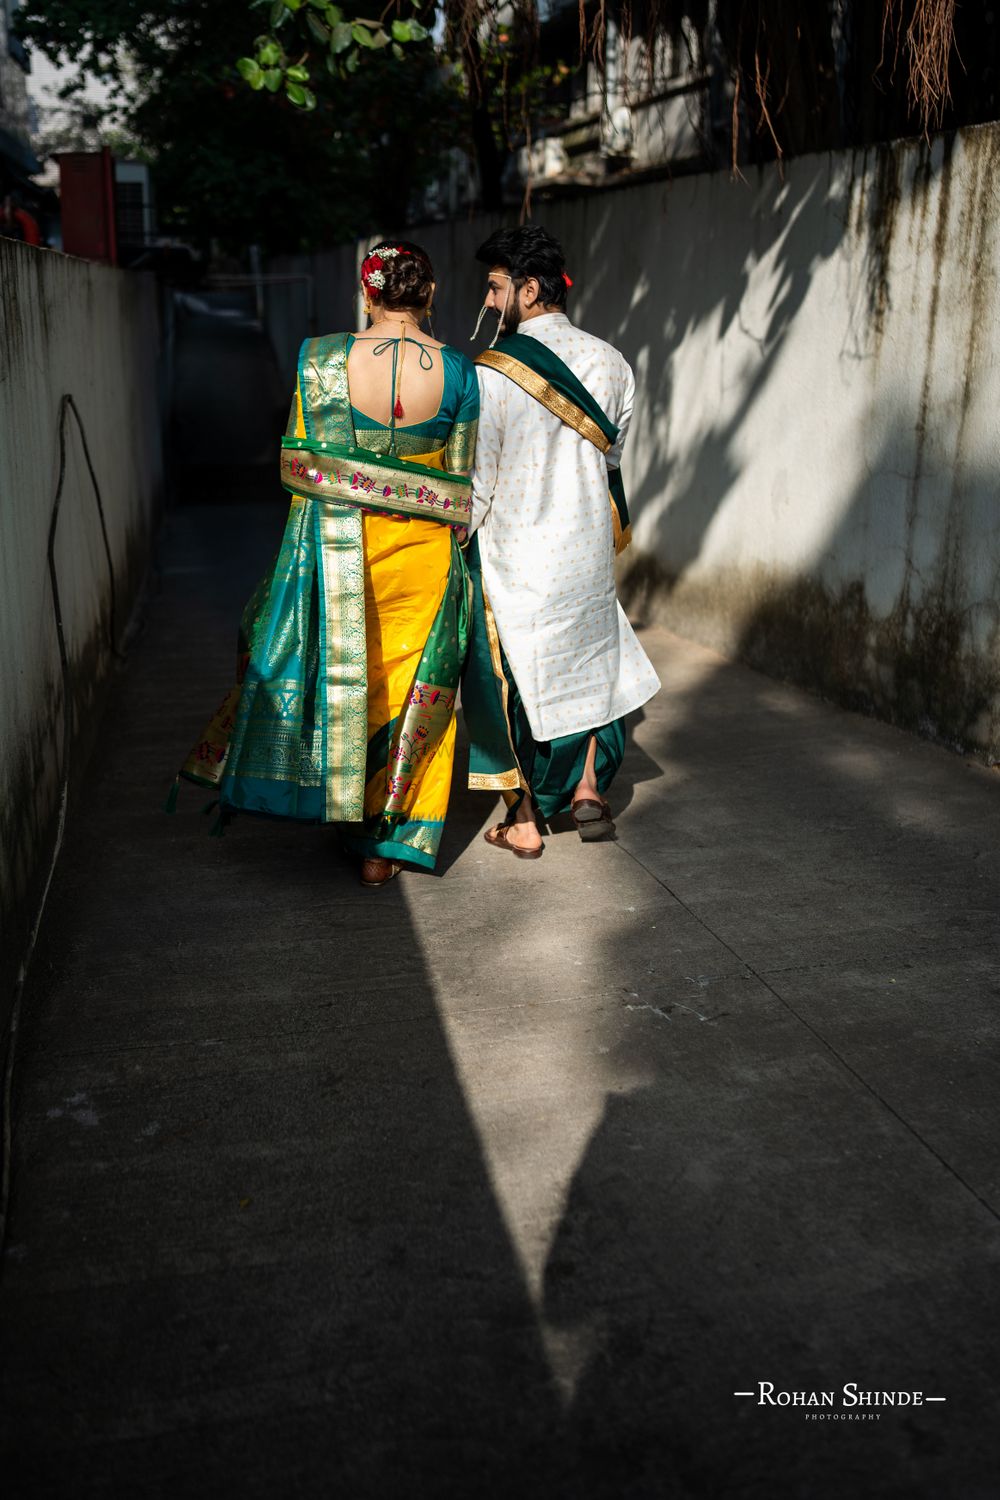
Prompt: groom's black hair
<box><xmin>475</xmin><ymin>224</ymin><xmax>568</xmax><ymax>309</ymax></box>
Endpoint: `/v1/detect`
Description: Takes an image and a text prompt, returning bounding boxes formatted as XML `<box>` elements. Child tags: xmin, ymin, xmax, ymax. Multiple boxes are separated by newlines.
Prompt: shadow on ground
<box><xmin>539</xmin><ymin>615</ymin><xmax>1000</xmax><ymax>1498</ymax></box>
<box><xmin>0</xmin><ymin>501</ymin><xmax>577</xmax><ymax>1499</ymax></box>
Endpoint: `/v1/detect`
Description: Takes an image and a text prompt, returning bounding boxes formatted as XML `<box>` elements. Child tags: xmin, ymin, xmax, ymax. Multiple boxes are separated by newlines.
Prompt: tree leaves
<box><xmin>236</xmin><ymin>0</ymin><xmax>435</xmax><ymax>110</ymax></box>
<box><xmin>15</xmin><ymin>0</ymin><xmax>456</xmax><ymax>254</ymax></box>
<box><xmin>286</xmin><ymin>80</ymin><xmax>317</xmax><ymax>108</ymax></box>
<box><xmin>237</xmin><ymin>56</ymin><xmax>264</xmax><ymax>87</ymax></box>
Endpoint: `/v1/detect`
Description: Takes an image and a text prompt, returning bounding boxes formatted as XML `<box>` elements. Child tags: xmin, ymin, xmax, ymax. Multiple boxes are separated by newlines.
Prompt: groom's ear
<box><xmin>522</xmin><ymin>276</ymin><xmax>541</xmax><ymax>307</ymax></box>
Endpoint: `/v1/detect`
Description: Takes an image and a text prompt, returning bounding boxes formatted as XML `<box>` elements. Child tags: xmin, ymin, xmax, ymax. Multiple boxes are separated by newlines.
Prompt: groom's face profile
<box><xmin>483</xmin><ymin>266</ymin><xmax>542</xmax><ymax>336</ymax></box>
<box><xmin>483</xmin><ymin>267</ymin><xmax>517</xmax><ymax>332</ymax></box>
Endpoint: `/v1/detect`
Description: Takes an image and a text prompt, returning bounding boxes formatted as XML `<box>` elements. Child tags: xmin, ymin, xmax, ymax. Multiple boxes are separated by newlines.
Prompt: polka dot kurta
<box><xmin>471</xmin><ymin>313</ymin><xmax>661</xmax><ymax>741</ymax></box>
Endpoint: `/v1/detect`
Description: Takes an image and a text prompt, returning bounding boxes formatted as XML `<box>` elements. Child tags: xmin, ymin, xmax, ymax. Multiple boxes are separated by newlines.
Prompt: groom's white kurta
<box><xmin>471</xmin><ymin>312</ymin><xmax>660</xmax><ymax>741</ymax></box>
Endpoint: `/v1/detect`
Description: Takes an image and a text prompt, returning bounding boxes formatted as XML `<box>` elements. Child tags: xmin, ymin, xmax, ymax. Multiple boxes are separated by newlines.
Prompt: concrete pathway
<box><xmin>2</xmin><ymin>497</ymin><xmax>999</xmax><ymax>1499</ymax></box>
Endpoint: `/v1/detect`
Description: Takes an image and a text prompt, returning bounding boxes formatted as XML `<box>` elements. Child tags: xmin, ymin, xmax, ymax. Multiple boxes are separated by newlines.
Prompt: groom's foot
<box><xmin>509</xmin><ymin>799</ymin><xmax>543</xmax><ymax>853</ymax></box>
<box><xmin>504</xmin><ymin>821</ymin><xmax>543</xmax><ymax>853</ymax></box>
<box><xmin>571</xmin><ymin>790</ymin><xmax>616</xmax><ymax>842</ymax></box>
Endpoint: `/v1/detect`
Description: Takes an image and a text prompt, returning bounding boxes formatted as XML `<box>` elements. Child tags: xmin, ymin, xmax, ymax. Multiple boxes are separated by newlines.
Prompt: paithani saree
<box><xmin>179</xmin><ymin>333</ymin><xmax>479</xmax><ymax>870</ymax></box>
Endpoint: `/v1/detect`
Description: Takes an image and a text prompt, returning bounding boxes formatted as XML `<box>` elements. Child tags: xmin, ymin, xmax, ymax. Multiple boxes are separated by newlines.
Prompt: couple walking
<box><xmin>176</xmin><ymin>225</ymin><xmax>660</xmax><ymax>884</ymax></box>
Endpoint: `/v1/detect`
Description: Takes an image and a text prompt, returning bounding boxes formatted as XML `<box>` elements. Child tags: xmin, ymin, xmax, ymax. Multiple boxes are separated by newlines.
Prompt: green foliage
<box><xmin>17</xmin><ymin>0</ymin><xmax>461</xmax><ymax>253</ymax></box>
<box><xmin>239</xmin><ymin>0</ymin><xmax>432</xmax><ymax>104</ymax></box>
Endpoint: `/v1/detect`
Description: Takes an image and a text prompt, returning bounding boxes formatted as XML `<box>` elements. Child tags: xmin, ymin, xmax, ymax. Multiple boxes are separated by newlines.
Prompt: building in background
<box><xmin>0</xmin><ymin>0</ymin><xmax>42</xmax><ymax>204</ymax></box>
<box><xmin>53</xmin><ymin>150</ymin><xmax>157</xmax><ymax>267</ymax></box>
<box><xmin>413</xmin><ymin>0</ymin><xmax>1000</xmax><ymax>218</ymax></box>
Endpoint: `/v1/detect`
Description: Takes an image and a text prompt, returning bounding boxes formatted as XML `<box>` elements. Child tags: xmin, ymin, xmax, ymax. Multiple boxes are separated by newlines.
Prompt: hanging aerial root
<box><xmin>882</xmin><ymin>0</ymin><xmax>959</xmax><ymax>138</ymax></box>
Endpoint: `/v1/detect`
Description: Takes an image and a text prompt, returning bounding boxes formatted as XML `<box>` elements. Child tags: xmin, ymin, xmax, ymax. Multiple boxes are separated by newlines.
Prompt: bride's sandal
<box><xmin>360</xmin><ymin>857</ymin><xmax>402</xmax><ymax>887</ymax></box>
<box><xmin>483</xmin><ymin>823</ymin><xmax>544</xmax><ymax>860</ymax></box>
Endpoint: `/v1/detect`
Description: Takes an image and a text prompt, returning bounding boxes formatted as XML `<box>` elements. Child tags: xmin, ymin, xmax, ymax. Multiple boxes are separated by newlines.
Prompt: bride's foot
<box><xmin>360</xmin><ymin>857</ymin><xmax>401</xmax><ymax>887</ymax></box>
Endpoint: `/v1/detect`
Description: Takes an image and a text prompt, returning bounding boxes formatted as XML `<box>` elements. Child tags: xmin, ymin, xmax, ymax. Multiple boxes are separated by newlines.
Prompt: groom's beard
<box><xmin>499</xmin><ymin>293</ymin><xmax>521</xmax><ymax>335</ymax></box>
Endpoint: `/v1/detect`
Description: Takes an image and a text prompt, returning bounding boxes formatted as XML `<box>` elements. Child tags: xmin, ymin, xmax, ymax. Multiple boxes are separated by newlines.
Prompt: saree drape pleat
<box><xmin>181</xmin><ymin>331</ymin><xmax>477</xmax><ymax>869</ymax></box>
<box><xmin>463</xmin><ymin>535</ymin><xmax>624</xmax><ymax>821</ymax></box>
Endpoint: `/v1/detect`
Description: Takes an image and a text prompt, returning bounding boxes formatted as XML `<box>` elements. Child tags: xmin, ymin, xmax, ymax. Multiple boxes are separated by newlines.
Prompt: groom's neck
<box><xmin>518</xmin><ymin>302</ymin><xmax>561</xmax><ymax>323</ymax></box>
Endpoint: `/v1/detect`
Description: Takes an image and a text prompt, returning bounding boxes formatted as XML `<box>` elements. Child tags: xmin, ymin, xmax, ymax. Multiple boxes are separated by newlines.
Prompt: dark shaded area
<box><xmin>2</xmin><ymin>293</ymin><xmax>1000</xmax><ymax>1497</ymax></box>
<box><xmin>0</xmin><ymin>306</ymin><xmax>566</xmax><ymax>1497</ymax></box>
<box><xmin>170</xmin><ymin>291</ymin><xmax>288</xmax><ymax>505</ymax></box>
<box><xmin>0</xmin><ymin>501</ymin><xmax>572</xmax><ymax>1500</ymax></box>
<box><xmin>542</xmin><ymin>620</ymin><xmax>1000</xmax><ymax>1499</ymax></box>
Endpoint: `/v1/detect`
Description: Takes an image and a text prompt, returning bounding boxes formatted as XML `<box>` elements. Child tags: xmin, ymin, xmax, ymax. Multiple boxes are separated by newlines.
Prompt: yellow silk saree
<box><xmin>178</xmin><ymin>332</ymin><xmax>478</xmax><ymax>870</ymax></box>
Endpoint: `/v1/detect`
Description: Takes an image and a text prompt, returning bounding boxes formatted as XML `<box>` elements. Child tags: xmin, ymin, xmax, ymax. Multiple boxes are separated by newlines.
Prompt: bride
<box><xmin>174</xmin><ymin>241</ymin><xmax>479</xmax><ymax>886</ymax></box>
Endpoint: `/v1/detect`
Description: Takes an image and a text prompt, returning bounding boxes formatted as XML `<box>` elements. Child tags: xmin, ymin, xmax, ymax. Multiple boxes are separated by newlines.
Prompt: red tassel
<box><xmin>394</xmin><ymin>397</ymin><xmax>404</xmax><ymax>419</ymax></box>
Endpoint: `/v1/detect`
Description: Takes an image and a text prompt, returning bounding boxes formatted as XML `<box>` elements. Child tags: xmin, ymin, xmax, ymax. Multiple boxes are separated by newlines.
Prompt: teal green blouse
<box><xmin>347</xmin><ymin>337</ymin><xmax>479</xmax><ymax>471</ymax></box>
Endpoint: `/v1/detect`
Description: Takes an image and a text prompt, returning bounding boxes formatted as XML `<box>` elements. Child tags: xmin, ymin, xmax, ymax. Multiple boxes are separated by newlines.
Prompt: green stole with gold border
<box><xmin>464</xmin><ymin>332</ymin><xmax>631</xmax><ymax>806</ymax></box>
<box><xmin>476</xmin><ymin>332</ymin><xmax>632</xmax><ymax>552</ymax></box>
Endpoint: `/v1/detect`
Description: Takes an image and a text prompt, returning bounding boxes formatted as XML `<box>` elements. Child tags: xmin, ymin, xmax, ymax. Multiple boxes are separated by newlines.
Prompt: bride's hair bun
<box><xmin>361</xmin><ymin>240</ymin><xmax>434</xmax><ymax>311</ymax></box>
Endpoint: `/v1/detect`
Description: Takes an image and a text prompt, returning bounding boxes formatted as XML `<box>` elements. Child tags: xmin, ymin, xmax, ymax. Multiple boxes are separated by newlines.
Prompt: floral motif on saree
<box><xmin>180</xmin><ymin>332</ymin><xmax>479</xmax><ymax>869</ymax></box>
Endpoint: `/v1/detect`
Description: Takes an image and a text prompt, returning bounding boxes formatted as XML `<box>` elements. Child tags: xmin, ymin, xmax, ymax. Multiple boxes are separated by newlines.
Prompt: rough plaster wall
<box><xmin>0</xmin><ymin>240</ymin><xmax>163</xmax><ymax>1023</ymax></box>
<box><xmin>272</xmin><ymin>121</ymin><xmax>1000</xmax><ymax>759</ymax></box>
<box><xmin>569</xmin><ymin>125</ymin><xmax>1000</xmax><ymax>761</ymax></box>
<box><xmin>429</xmin><ymin>126</ymin><xmax>1000</xmax><ymax>760</ymax></box>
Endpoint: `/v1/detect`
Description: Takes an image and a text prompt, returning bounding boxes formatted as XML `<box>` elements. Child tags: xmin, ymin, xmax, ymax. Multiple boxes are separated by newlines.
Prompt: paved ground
<box><xmin>2</xmin><ymin>485</ymin><xmax>999</xmax><ymax>1498</ymax></box>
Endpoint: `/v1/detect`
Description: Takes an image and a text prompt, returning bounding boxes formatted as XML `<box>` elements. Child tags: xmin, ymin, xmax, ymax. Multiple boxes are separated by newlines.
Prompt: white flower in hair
<box><xmin>376</xmin><ymin>246</ymin><xmax>400</xmax><ymax>258</ymax></box>
<box><xmin>368</xmin><ymin>269</ymin><xmax>386</xmax><ymax>289</ymax></box>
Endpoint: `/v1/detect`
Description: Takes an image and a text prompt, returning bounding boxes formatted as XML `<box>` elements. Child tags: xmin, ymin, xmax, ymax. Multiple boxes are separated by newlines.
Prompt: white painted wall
<box><xmin>0</xmin><ymin>239</ymin><xmax>163</xmax><ymax>1008</ymax></box>
<box><xmin>267</xmin><ymin>121</ymin><xmax>1000</xmax><ymax>760</ymax></box>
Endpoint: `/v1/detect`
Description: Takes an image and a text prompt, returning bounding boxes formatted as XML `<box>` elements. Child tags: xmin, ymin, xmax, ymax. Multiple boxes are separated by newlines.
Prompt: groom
<box><xmin>463</xmin><ymin>223</ymin><xmax>660</xmax><ymax>857</ymax></box>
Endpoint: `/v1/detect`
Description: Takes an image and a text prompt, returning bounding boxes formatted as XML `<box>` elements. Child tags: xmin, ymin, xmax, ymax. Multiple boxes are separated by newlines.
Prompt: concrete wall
<box><xmin>269</xmin><ymin>121</ymin><xmax>1000</xmax><ymax>762</ymax></box>
<box><xmin>0</xmin><ymin>239</ymin><xmax>163</xmax><ymax>1021</ymax></box>
<box><xmin>263</xmin><ymin>243</ymin><xmax>361</xmax><ymax>390</ymax></box>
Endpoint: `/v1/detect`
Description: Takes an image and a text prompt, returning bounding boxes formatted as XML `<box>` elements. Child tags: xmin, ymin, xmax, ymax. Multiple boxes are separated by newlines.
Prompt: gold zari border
<box><xmin>475</xmin><ymin>350</ymin><xmax>612</xmax><ymax>454</ymax></box>
<box><xmin>610</xmin><ymin>494</ymin><xmax>633</xmax><ymax>556</ymax></box>
<box><xmin>281</xmin><ymin>451</ymin><xmax>471</xmax><ymax>526</ymax></box>
<box><xmin>468</xmin><ymin>770</ymin><xmax>524</xmax><ymax>791</ymax></box>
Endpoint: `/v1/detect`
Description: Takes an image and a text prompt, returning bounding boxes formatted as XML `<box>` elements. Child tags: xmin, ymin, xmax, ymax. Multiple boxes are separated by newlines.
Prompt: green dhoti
<box><xmin>463</xmin><ymin>535</ymin><xmax>625</xmax><ymax>820</ymax></box>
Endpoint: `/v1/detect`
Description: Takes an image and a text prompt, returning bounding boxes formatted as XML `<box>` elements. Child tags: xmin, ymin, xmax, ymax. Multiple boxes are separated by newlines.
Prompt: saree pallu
<box><xmin>181</xmin><ymin>334</ymin><xmax>472</xmax><ymax>871</ymax></box>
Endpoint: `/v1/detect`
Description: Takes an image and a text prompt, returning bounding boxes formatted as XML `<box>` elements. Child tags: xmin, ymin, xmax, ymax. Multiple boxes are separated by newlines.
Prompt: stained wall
<box><xmin>0</xmin><ymin>240</ymin><xmax>163</xmax><ymax>1025</ymax></box>
<box><xmin>268</xmin><ymin>122</ymin><xmax>1000</xmax><ymax>762</ymax></box>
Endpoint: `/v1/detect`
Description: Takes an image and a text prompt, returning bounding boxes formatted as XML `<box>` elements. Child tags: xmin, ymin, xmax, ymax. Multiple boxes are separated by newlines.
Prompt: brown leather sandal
<box><xmin>570</xmin><ymin>797</ymin><xmax>616</xmax><ymax>842</ymax></box>
<box><xmin>483</xmin><ymin>823</ymin><xmax>544</xmax><ymax>860</ymax></box>
<box><xmin>360</xmin><ymin>857</ymin><xmax>402</xmax><ymax>887</ymax></box>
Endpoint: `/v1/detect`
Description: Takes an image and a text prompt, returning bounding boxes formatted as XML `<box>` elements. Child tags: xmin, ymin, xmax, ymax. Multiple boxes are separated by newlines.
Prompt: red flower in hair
<box><xmin>361</xmin><ymin>253</ymin><xmax>386</xmax><ymax>293</ymax></box>
<box><xmin>361</xmin><ymin>245</ymin><xmax>414</xmax><ymax>295</ymax></box>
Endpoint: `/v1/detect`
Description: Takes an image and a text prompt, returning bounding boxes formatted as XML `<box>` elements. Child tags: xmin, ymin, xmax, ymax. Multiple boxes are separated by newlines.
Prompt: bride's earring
<box><xmin>425</xmin><ymin>301</ymin><xmax>435</xmax><ymax>338</ymax></box>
